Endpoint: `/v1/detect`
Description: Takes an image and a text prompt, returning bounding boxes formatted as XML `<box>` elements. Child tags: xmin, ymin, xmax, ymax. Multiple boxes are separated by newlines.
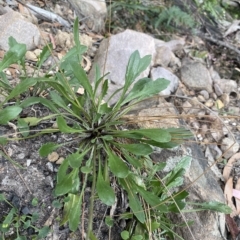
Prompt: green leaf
<box><xmin>5</xmin><ymin>78</ymin><xmax>37</xmax><ymax>102</ymax></box>
<box><xmin>129</xmin><ymin>128</ymin><xmax>171</xmax><ymax>143</ymax></box>
<box><xmin>17</xmin><ymin>118</ymin><xmax>29</xmax><ymax>137</ymax></box>
<box><xmin>70</xmin><ymin>62</ymin><xmax>93</xmax><ymax>98</ymax></box>
<box><xmin>0</xmin><ymin>194</ymin><xmax>6</xmax><ymax>201</ymax></box>
<box><xmin>23</xmin><ymin>220</ymin><xmax>31</xmax><ymax>229</ymax></box>
<box><xmin>81</xmin><ymin>166</ymin><xmax>92</xmax><ymax>173</ymax></box>
<box><xmin>108</xmin><ymin>151</ymin><xmax>129</xmax><ymax>178</ymax></box>
<box><xmin>137</xmin><ymin>186</ymin><xmax>168</xmax><ymax>212</ymax></box>
<box><xmin>121</xmin><ymin>230</ymin><xmax>130</xmax><ymax>240</ymax></box>
<box><xmin>3</xmin><ymin>208</ymin><xmax>15</xmax><ymax>226</ymax></box>
<box><xmin>57</xmin><ymin>116</ymin><xmax>83</xmax><ymax>133</ymax></box>
<box><xmin>0</xmin><ymin>106</ymin><xmax>22</xmax><ymax>124</ymax></box>
<box><xmin>52</xmin><ymin>199</ymin><xmax>62</xmax><ymax>208</ymax></box>
<box><xmin>39</xmin><ymin>142</ymin><xmax>62</xmax><ymax>157</ymax></box>
<box><xmin>125</xmin><ymin>51</ymin><xmax>151</xmax><ymax>89</ymax></box>
<box><xmin>66</xmin><ymin>150</ymin><xmax>90</xmax><ymax>168</ymax></box>
<box><xmin>122</xmin><ymin>77</ymin><xmax>170</xmax><ymax>105</ymax></box>
<box><xmin>66</xmin><ymin>193</ymin><xmax>82</xmax><ymax>231</ymax></box>
<box><xmin>119</xmin><ymin>143</ymin><xmax>152</xmax><ymax>156</ymax></box>
<box><xmin>96</xmin><ymin>165</ymin><xmax>115</xmax><ymax>206</ymax></box>
<box><xmin>55</xmin><ymin>168</ymin><xmax>79</xmax><ymax>196</ymax></box>
<box><xmin>37</xmin><ymin>44</ymin><xmax>52</xmax><ymax>68</ymax></box>
<box><xmin>37</xmin><ymin>226</ymin><xmax>50</xmax><ymax>239</ymax></box>
<box><xmin>189</xmin><ymin>201</ymin><xmax>232</xmax><ymax>214</ymax></box>
<box><xmin>0</xmin><ymin>37</ymin><xmax>26</xmax><ymax>72</ymax></box>
<box><xmin>105</xmin><ymin>216</ymin><xmax>114</xmax><ymax>227</ymax></box>
<box><xmin>119</xmin><ymin>178</ymin><xmax>145</xmax><ymax>223</ymax></box>
<box><xmin>20</xmin><ymin>97</ymin><xmax>60</xmax><ymax>113</ymax></box>
<box><xmin>50</xmin><ymin>91</ymin><xmax>68</xmax><ymax>110</ymax></box>
<box><xmin>31</xmin><ymin>197</ymin><xmax>38</xmax><ymax>206</ymax></box>
<box><xmin>0</xmin><ymin>137</ymin><xmax>8</xmax><ymax>145</ymax></box>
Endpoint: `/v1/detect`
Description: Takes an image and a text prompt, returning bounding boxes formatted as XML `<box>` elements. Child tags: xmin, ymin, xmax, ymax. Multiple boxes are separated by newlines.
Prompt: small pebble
<box><xmin>213</xmin><ymin>83</ymin><xmax>223</xmax><ymax>96</ymax></box>
<box><xmin>26</xmin><ymin>159</ymin><xmax>32</xmax><ymax>167</ymax></box>
<box><xmin>56</xmin><ymin>157</ymin><xmax>64</xmax><ymax>164</ymax></box>
<box><xmin>221</xmin><ymin>93</ymin><xmax>230</xmax><ymax>106</ymax></box>
<box><xmin>199</xmin><ymin>90</ymin><xmax>209</xmax><ymax>99</ymax></box>
<box><xmin>48</xmin><ymin>152</ymin><xmax>59</xmax><ymax>162</ymax></box>
<box><xmin>205</xmin><ymin>99</ymin><xmax>214</xmax><ymax>108</ymax></box>
<box><xmin>197</xmin><ymin>95</ymin><xmax>205</xmax><ymax>102</ymax></box>
<box><xmin>46</xmin><ymin>162</ymin><xmax>54</xmax><ymax>172</ymax></box>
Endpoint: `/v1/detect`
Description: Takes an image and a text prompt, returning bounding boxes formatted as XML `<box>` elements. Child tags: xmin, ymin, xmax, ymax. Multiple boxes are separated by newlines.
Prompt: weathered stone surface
<box><xmin>150</xmin><ymin>67</ymin><xmax>179</xmax><ymax>95</ymax></box>
<box><xmin>151</xmin><ymin>143</ymin><xmax>226</xmax><ymax>240</ymax></box>
<box><xmin>154</xmin><ymin>45</ymin><xmax>180</xmax><ymax>67</ymax></box>
<box><xmin>221</xmin><ymin>137</ymin><xmax>240</xmax><ymax>159</ymax></box>
<box><xmin>0</xmin><ymin>10</ymin><xmax>40</xmax><ymax>51</ymax></box>
<box><xmin>215</xmin><ymin>79</ymin><xmax>238</xmax><ymax>95</ymax></box>
<box><xmin>180</xmin><ymin>58</ymin><xmax>213</xmax><ymax>93</ymax></box>
<box><xmin>128</xmin><ymin>97</ymin><xmax>226</xmax><ymax>240</ymax></box>
<box><xmin>68</xmin><ymin>0</ymin><xmax>107</xmax><ymax>32</ymax></box>
<box><xmin>89</xmin><ymin>29</ymin><xmax>156</xmax><ymax>104</ymax></box>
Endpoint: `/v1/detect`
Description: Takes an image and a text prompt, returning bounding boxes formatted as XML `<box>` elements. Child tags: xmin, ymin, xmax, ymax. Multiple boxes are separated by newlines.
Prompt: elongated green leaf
<box><xmin>0</xmin><ymin>106</ymin><xmax>22</xmax><ymax>124</ymax></box>
<box><xmin>5</xmin><ymin>78</ymin><xmax>37</xmax><ymax>102</ymax></box>
<box><xmin>39</xmin><ymin>142</ymin><xmax>61</xmax><ymax>157</ymax></box>
<box><xmin>122</xmin><ymin>78</ymin><xmax>170</xmax><ymax>105</ymax></box>
<box><xmin>119</xmin><ymin>178</ymin><xmax>145</xmax><ymax>223</ymax></box>
<box><xmin>119</xmin><ymin>143</ymin><xmax>152</xmax><ymax>156</ymax></box>
<box><xmin>168</xmin><ymin>200</ymin><xmax>186</xmax><ymax>213</ymax></box>
<box><xmin>57</xmin><ymin>159</ymin><xmax>69</xmax><ymax>183</ymax></box>
<box><xmin>50</xmin><ymin>91</ymin><xmax>68</xmax><ymax>109</ymax></box>
<box><xmin>141</xmin><ymin>139</ymin><xmax>178</xmax><ymax>149</ymax></box>
<box><xmin>189</xmin><ymin>201</ymin><xmax>232</xmax><ymax>214</ymax></box>
<box><xmin>55</xmin><ymin>169</ymin><xmax>79</xmax><ymax>196</ymax></box>
<box><xmin>37</xmin><ymin>44</ymin><xmax>52</xmax><ymax>68</ymax></box>
<box><xmin>3</xmin><ymin>208</ymin><xmax>16</xmax><ymax>226</ymax></box>
<box><xmin>66</xmin><ymin>150</ymin><xmax>90</xmax><ymax>168</ymax></box>
<box><xmin>57</xmin><ymin>116</ymin><xmax>83</xmax><ymax>133</ymax></box>
<box><xmin>129</xmin><ymin>129</ymin><xmax>171</xmax><ymax>143</ymax></box>
<box><xmin>122</xmin><ymin>151</ymin><xmax>142</xmax><ymax>168</ymax></box>
<box><xmin>17</xmin><ymin>118</ymin><xmax>29</xmax><ymax>137</ymax></box>
<box><xmin>96</xmin><ymin>165</ymin><xmax>115</xmax><ymax>206</ymax></box>
<box><xmin>70</xmin><ymin>62</ymin><xmax>93</xmax><ymax>97</ymax></box>
<box><xmin>20</xmin><ymin>97</ymin><xmax>59</xmax><ymax>113</ymax></box>
<box><xmin>68</xmin><ymin>193</ymin><xmax>82</xmax><ymax>231</ymax></box>
<box><xmin>125</xmin><ymin>51</ymin><xmax>151</xmax><ymax>89</ymax></box>
<box><xmin>137</xmin><ymin>186</ymin><xmax>168</xmax><ymax>212</ymax></box>
<box><xmin>108</xmin><ymin>151</ymin><xmax>129</xmax><ymax>178</ymax></box>
<box><xmin>0</xmin><ymin>37</ymin><xmax>26</xmax><ymax>72</ymax></box>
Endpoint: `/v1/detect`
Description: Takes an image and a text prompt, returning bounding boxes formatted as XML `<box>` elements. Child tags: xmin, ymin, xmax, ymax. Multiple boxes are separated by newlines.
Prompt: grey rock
<box><xmin>180</xmin><ymin>58</ymin><xmax>213</xmax><ymax>93</ymax></box>
<box><xmin>154</xmin><ymin>45</ymin><xmax>180</xmax><ymax>67</ymax></box>
<box><xmin>199</xmin><ymin>90</ymin><xmax>209</xmax><ymax>100</ymax></box>
<box><xmin>89</xmin><ymin>29</ymin><xmax>156</xmax><ymax>104</ymax></box>
<box><xmin>155</xmin><ymin>38</ymin><xmax>185</xmax><ymax>52</ymax></box>
<box><xmin>0</xmin><ymin>10</ymin><xmax>40</xmax><ymax>51</ymax></box>
<box><xmin>151</xmin><ymin>143</ymin><xmax>226</xmax><ymax>240</ymax></box>
<box><xmin>150</xmin><ymin>67</ymin><xmax>179</xmax><ymax>95</ymax></box>
<box><xmin>213</xmin><ymin>83</ymin><xmax>223</xmax><ymax>96</ymax></box>
<box><xmin>215</xmin><ymin>79</ymin><xmax>238</xmax><ymax>94</ymax></box>
<box><xmin>46</xmin><ymin>162</ymin><xmax>54</xmax><ymax>172</ymax></box>
<box><xmin>68</xmin><ymin>0</ymin><xmax>107</xmax><ymax>32</ymax></box>
<box><xmin>221</xmin><ymin>137</ymin><xmax>239</xmax><ymax>159</ymax></box>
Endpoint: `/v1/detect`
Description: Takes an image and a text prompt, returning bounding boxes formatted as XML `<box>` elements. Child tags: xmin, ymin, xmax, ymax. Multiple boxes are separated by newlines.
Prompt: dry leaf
<box><xmin>223</xmin><ymin>153</ymin><xmax>240</xmax><ymax>182</ymax></box>
<box><xmin>234</xmin><ymin>178</ymin><xmax>240</xmax><ymax>214</ymax></box>
<box><xmin>224</xmin><ymin>20</ymin><xmax>240</xmax><ymax>37</ymax></box>
<box><xmin>224</xmin><ymin>177</ymin><xmax>238</xmax><ymax>217</ymax></box>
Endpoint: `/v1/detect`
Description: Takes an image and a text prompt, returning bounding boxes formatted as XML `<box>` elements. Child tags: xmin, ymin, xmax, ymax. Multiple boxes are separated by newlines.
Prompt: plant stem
<box><xmin>86</xmin><ymin>145</ymin><xmax>97</xmax><ymax>238</ymax></box>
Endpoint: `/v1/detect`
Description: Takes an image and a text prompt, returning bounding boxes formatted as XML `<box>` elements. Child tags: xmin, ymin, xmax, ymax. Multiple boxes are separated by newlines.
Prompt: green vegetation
<box><xmin>0</xmin><ymin>18</ymin><xmax>231</xmax><ymax>239</ymax></box>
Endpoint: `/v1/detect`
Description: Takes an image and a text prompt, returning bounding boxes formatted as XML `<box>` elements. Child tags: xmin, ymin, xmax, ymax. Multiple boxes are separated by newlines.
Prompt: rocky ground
<box><xmin>0</xmin><ymin>0</ymin><xmax>240</xmax><ymax>239</ymax></box>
